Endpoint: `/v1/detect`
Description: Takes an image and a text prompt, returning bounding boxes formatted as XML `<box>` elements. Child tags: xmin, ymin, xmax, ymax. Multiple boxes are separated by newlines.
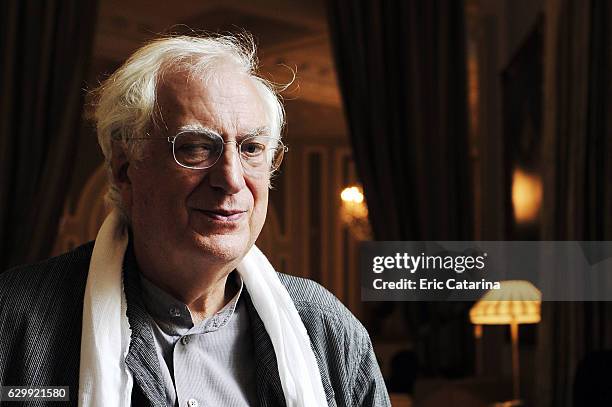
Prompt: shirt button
<box><xmin>181</xmin><ymin>336</ymin><xmax>190</xmax><ymax>345</ymax></box>
<box><xmin>187</xmin><ymin>398</ymin><xmax>199</xmax><ymax>407</ymax></box>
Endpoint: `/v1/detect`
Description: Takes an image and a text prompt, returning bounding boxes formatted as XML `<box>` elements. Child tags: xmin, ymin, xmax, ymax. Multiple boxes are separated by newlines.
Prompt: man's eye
<box><xmin>178</xmin><ymin>143</ymin><xmax>213</xmax><ymax>153</ymax></box>
<box><xmin>175</xmin><ymin>140</ymin><xmax>219</xmax><ymax>164</ymax></box>
<box><xmin>241</xmin><ymin>142</ymin><xmax>265</xmax><ymax>156</ymax></box>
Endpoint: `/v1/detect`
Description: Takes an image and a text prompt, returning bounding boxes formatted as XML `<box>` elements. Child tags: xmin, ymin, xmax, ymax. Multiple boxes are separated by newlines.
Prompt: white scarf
<box><xmin>78</xmin><ymin>210</ymin><xmax>328</xmax><ymax>406</ymax></box>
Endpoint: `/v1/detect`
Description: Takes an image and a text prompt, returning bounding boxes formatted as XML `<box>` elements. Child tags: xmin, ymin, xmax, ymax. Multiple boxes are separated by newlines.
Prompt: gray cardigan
<box><xmin>0</xmin><ymin>242</ymin><xmax>390</xmax><ymax>406</ymax></box>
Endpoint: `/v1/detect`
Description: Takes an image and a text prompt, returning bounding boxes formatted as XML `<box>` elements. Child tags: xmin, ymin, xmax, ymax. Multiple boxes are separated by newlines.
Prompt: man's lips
<box><xmin>196</xmin><ymin>208</ymin><xmax>247</xmax><ymax>221</ymax></box>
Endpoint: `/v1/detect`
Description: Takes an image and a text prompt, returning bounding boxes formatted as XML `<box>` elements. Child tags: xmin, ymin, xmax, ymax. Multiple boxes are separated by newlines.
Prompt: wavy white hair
<box><xmin>93</xmin><ymin>34</ymin><xmax>285</xmax><ymax>222</ymax></box>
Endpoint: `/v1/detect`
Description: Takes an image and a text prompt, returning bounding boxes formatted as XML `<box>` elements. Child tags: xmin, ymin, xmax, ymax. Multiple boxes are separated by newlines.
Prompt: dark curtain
<box><xmin>537</xmin><ymin>0</ymin><xmax>612</xmax><ymax>406</ymax></box>
<box><xmin>0</xmin><ymin>0</ymin><xmax>98</xmax><ymax>270</ymax></box>
<box><xmin>327</xmin><ymin>0</ymin><xmax>472</xmax><ymax>242</ymax></box>
<box><xmin>328</xmin><ymin>0</ymin><xmax>473</xmax><ymax>377</ymax></box>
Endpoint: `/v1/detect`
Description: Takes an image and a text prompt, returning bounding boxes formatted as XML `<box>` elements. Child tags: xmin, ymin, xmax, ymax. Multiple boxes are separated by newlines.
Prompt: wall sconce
<box><xmin>512</xmin><ymin>168</ymin><xmax>542</xmax><ymax>224</ymax></box>
<box><xmin>340</xmin><ymin>185</ymin><xmax>372</xmax><ymax>240</ymax></box>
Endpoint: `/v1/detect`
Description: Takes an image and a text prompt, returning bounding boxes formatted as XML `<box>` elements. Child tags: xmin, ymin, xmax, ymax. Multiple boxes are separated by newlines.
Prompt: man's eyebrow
<box><xmin>176</xmin><ymin>124</ymin><xmax>271</xmax><ymax>140</ymax></box>
<box><xmin>240</xmin><ymin>126</ymin><xmax>271</xmax><ymax>139</ymax></box>
<box><xmin>177</xmin><ymin>124</ymin><xmax>220</xmax><ymax>137</ymax></box>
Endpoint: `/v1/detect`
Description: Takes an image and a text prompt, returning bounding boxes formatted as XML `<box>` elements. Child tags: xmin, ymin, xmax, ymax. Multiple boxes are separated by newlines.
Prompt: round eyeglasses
<box><xmin>129</xmin><ymin>131</ymin><xmax>288</xmax><ymax>175</ymax></box>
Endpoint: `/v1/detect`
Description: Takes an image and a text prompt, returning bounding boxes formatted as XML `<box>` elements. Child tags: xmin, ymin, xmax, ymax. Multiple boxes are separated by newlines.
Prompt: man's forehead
<box><xmin>155</xmin><ymin>68</ymin><xmax>269</xmax><ymax>134</ymax></box>
<box><xmin>156</xmin><ymin>68</ymin><xmax>255</xmax><ymax>103</ymax></box>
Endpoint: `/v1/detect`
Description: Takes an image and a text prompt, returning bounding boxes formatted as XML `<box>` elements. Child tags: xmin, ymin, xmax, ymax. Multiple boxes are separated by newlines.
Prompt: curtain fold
<box><xmin>0</xmin><ymin>0</ymin><xmax>98</xmax><ymax>270</ymax></box>
<box><xmin>538</xmin><ymin>0</ymin><xmax>612</xmax><ymax>405</ymax></box>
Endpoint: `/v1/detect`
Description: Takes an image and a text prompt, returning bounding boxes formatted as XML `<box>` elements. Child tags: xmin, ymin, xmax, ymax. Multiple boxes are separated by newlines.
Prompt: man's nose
<box><xmin>208</xmin><ymin>142</ymin><xmax>246</xmax><ymax>193</ymax></box>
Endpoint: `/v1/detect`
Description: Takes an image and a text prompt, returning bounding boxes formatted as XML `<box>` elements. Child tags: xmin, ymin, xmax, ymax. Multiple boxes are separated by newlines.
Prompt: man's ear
<box><xmin>110</xmin><ymin>141</ymin><xmax>133</xmax><ymax>210</ymax></box>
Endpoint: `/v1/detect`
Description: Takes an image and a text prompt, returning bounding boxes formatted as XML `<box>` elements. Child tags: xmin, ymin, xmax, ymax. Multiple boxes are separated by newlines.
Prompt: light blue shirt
<box><xmin>139</xmin><ymin>272</ymin><xmax>258</xmax><ymax>407</ymax></box>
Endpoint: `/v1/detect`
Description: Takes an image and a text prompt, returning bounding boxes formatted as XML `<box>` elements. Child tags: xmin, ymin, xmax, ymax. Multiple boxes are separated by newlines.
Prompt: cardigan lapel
<box><xmin>242</xmin><ymin>288</ymin><xmax>337</xmax><ymax>407</ymax></box>
<box><xmin>243</xmin><ymin>290</ymin><xmax>287</xmax><ymax>407</ymax></box>
<box><xmin>123</xmin><ymin>242</ymin><xmax>167</xmax><ymax>407</ymax></box>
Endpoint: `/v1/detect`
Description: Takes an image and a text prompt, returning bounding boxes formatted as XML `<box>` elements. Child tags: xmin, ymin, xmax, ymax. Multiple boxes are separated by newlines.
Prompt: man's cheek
<box><xmin>250</xmin><ymin>202</ymin><xmax>268</xmax><ymax>237</ymax></box>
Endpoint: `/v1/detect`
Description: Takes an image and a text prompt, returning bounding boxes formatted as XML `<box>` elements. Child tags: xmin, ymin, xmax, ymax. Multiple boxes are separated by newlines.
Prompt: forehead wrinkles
<box><xmin>156</xmin><ymin>68</ymin><xmax>268</xmax><ymax>136</ymax></box>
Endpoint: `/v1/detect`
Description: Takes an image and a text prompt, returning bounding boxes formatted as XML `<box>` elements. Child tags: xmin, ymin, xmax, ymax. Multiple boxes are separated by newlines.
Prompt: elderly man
<box><xmin>0</xmin><ymin>35</ymin><xmax>389</xmax><ymax>406</ymax></box>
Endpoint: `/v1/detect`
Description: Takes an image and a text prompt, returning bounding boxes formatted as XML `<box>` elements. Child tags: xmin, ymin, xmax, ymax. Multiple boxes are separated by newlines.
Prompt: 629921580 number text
<box><xmin>1</xmin><ymin>386</ymin><xmax>69</xmax><ymax>401</ymax></box>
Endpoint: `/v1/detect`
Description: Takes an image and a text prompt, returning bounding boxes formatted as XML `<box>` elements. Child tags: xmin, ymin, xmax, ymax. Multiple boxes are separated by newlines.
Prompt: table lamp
<box><xmin>469</xmin><ymin>280</ymin><xmax>541</xmax><ymax>402</ymax></box>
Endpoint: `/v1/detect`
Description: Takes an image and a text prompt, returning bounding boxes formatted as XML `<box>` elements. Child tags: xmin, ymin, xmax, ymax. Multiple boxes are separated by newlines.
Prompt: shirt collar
<box><xmin>139</xmin><ymin>270</ymin><xmax>244</xmax><ymax>336</ymax></box>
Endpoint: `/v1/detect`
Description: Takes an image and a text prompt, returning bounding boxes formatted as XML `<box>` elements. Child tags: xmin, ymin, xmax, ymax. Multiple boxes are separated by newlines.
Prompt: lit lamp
<box><xmin>340</xmin><ymin>185</ymin><xmax>372</xmax><ymax>240</ymax></box>
<box><xmin>511</xmin><ymin>168</ymin><xmax>542</xmax><ymax>224</ymax></box>
<box><xmin>469</xmin><ymin>280</ymin><xmax>541</xmax><ymax>402</ymax></box>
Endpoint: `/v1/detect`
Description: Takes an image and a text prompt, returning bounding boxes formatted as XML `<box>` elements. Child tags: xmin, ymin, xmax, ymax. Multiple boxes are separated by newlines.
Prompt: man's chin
<box><xmin>191</xmin><ymin>233</ymin><xmax>252</xmax><ymax>264</ymax></box>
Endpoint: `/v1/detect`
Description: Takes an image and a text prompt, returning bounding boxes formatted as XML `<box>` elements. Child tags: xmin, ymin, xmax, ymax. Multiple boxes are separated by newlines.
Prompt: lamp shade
<box><xmin>469</xmin><ymin>280</ymin><xmax>541</xmax><ymax>325</ymax></box>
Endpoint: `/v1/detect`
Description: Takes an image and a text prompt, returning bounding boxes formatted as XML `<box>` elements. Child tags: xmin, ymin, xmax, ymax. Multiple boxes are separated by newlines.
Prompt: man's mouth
<box><xmin>198</xmin><ymin>209</ymin><xmax>247</xmax><ymax>221</ymax></box>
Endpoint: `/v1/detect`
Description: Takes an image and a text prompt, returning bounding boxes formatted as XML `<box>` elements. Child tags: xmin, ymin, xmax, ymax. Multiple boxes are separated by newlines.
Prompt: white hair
<box><xmin>93</xmin><ymin>34</ymin><xmax>285</xmax><ymax>220</ymax></box>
